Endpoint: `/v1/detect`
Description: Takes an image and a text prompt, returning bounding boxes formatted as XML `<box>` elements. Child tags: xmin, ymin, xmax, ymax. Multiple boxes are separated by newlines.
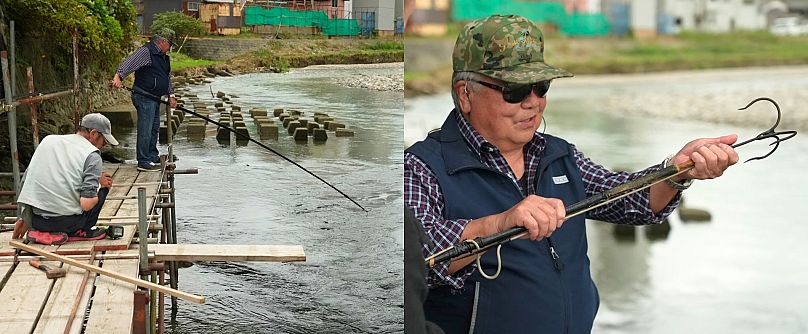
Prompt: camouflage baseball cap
<box><xmin>453</xmin><ymin>14</ymin><xmax>573</xmax><ymax>84</ymax></box>
<box><xmin>153</xmin><ymin>27</ymin><xmax>178</xmax><ymax>47</ymax></box>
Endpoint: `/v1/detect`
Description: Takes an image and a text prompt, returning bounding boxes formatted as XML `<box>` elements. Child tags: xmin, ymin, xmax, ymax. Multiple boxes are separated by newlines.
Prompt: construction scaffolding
<box><xmin>244</xmin><ymin>6</ymin><xmax>361</xmax><ymax>36</ymax></box>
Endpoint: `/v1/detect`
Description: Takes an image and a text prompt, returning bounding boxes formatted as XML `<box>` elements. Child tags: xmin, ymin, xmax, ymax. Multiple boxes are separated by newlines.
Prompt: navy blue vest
<box><xmin>133</xmin><ymin>42</ymin><xmax>171</xmax><ymax>97</ymax></box>
<box><xmin>406</xmin><ymin>111</ymin><xmax>599</xmax><ymax>334</ymax></box>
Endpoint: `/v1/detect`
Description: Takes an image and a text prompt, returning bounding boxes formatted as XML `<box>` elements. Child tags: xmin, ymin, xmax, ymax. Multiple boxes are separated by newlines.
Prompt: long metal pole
<box><xmin>26</xmin><ymin>67</ymin><xmax>39</xmax><ymax>148</ymax></box>
<box><xmin>1</xmin><ymin>52</ymin><xmax>21</xmax><ymax>211</ymax></box>
<box><xmin>72</xmin><ymin>29</ymin><xmax>80</xmax><ymax>129</ymax></box>
<box><xmin>167</xmin><ymin>145</ymin><xmax>179</xmax><ymax>310</ymax></box>
<box><xmin>10</xmin><ymin>21</ymin><xmax>15</xmax><ymax>100</ymax></box>
<box><xmin>138</xmin><ymin>187</ymin><xmax>152</xmax><ymax>334</ymax></box>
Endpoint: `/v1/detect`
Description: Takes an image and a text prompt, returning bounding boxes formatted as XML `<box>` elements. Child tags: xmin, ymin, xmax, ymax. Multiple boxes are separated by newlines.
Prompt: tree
<box><xmin>151</xmin><ymin>12</ymin><xmax>205</xmax><ymax>39</ymax></box>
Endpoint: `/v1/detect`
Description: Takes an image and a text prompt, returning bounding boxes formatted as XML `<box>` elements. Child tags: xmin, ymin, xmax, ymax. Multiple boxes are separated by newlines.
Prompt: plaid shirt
<box><xmin>404</xmin><ymin>111</ymin><xmax>681</xmax><ymax>289</ymax></box>
<box><xmin>116</xmin><ymin>43</ymin><xmax>173</xmax><ymax>95</ymax></box>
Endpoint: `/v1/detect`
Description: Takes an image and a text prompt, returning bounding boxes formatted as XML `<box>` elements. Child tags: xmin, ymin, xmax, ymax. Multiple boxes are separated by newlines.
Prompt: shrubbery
<box><xmin>151</xmin><ymin>12</ymin><xmax>206</xmax><ymax>39</ymax></box>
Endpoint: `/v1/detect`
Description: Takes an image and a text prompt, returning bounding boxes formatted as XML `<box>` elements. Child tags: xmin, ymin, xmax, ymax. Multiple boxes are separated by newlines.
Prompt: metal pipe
<box><xmin>138</xmin><ymin>187</ymin><xmax>152</xmax><ymax>334</ymax></box>
<box><xmin>154</xmin><ymin>203</ymin><xmax>174</xmax><ymax>209</ymax></box>
<box><xmin>10</xmin><ymin>89</ymin><xmax>74</xmax><ymax>107</ymax></box>
<box><xmin>26</xmin><ymin>67</ymin><xmax>39</xmax><ymax>148</ymax></box>
<box><xmin>168</xmin><ymin>168</ymin><xmax>199</xmax><ymax>175</ymax></box>
<box><xmin>132</xmin><ymin>290</ymin><xmax>147</xmax><ymax>334</ymax></box>
<box><xmin>0</xmin><ymin>253</ymin><xmax>149</xmax><ymax>262</ymax></box>
<box><xmin>167</xmin><ymin>146</ymin><xmax>179</xmax><ymax>310</ymax></box>
<box><xmin>0</xmin><ymin>190</ymin><xmax>15</xmax><ymax>196</ymax></box>
<box><xmin>1</xmin><ymin>51</ymin><xmax>21</xmax><ymax>216</ymax></box>
<box><xmin>106</xmin><ymin>194</ymin><xmax>170</xmax><ymax>201</ymax></box>
<box><xmin>150</xmin><ymin>271</ymin><xmax>158</xmax><ymax>333</ymax></box>
<box><xmin>10</xmin><ymin>21</ymin><xmax>16</xmax><ymax>103</ymax></box>
<box><xmin>0</xmin><ymin>204</ymin><xmax>17</xmax><ymax>211</ymax></box>
<box><xmin>72</xmin><ymin>29</ymin><xmax>79</xmax><ymax>129</ymax></box>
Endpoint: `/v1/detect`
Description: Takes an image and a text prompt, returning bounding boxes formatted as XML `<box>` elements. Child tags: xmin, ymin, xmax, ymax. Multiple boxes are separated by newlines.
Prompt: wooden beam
<box><xmin>10</xmin><ymin>241</ymin><xmax>205</xmax><ymax>304</ymax></box>
<box><xmin>150</xmin><ymin>244</ymin><xmax>306</xmax><ymax>262</ymax></box>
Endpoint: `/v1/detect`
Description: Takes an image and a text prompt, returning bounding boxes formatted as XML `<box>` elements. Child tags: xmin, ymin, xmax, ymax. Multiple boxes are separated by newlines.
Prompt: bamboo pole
<box><xmin>9</xmin><ymin>240</ymin><xmax>206</xmax><ymax>304</ymax></box>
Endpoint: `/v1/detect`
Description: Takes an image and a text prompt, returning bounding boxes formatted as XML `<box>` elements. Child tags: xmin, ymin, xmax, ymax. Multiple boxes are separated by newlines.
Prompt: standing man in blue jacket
<box><xmin>111</xmin><ymin>28</ymin><xmax>178</xmax><ymax>172</ymax></box>
<box><xmin>404</xmin><ymin>15</ymin><xmax>740</xmax><ymax>333</ymax></box>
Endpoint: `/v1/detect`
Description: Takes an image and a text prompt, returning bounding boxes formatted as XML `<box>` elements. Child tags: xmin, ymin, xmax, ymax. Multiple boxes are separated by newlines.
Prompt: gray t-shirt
<box><xmin>27</xmin><ymin>152</ymin><xmax>102</xmax><ymax>217</ymax></box>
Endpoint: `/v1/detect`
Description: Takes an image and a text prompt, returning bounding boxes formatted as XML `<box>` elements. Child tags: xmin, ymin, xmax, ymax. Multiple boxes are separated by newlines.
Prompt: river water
<box><xmin>114</xmin><ymin>64</ymin><xmax>404</xmax><ymax>333</ymax></box>
<box><xmin>405</xmin><ymin>68</ymin><xmax>808</xmax><ymax>333</ymax></box>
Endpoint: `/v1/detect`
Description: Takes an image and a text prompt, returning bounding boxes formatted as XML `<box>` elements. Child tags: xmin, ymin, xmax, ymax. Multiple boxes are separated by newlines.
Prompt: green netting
<box><xmin>559</xmin><ymin>14</ymin><xmax>610</xmax><ymax>36</ymax></box>
<box><xmin>451</xmin><ymin>1</ymin><xmax>567</xmax><ymax>26</ymax></box>
<box><xmin>451</xmin><ymin>0</ymin><xmax>609</xmax><ymax>36</ymax></box>
<box><xmin>245</xmin><ymin>6</ymin><xmax>360</xmax><ymax>36</ymax></box>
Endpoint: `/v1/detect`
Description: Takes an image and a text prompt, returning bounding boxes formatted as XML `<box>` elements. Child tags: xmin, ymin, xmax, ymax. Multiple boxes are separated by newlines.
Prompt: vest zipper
<box><xmin>546</xmin><ymin>238</ymin><xmax>565</xmax><ymax>272</ymax></box>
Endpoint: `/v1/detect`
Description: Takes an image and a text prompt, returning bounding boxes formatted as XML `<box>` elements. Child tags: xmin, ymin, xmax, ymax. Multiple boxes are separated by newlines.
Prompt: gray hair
<box><xmin>152</xmin><ymin>35</ymin><xmax>168</xmax><ymax>45</ymax></box>
<box><xmin>451</xmin><ymin>71</ymin><xmax>486</xmax><ymax>113</ymax></box>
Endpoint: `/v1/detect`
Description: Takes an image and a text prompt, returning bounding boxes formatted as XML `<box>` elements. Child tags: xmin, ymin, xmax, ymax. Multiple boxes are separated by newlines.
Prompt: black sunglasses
<box><xmin>469</xmin><ymin>79</ymin><xmax>551</xmax><ymax>103</ymax></box>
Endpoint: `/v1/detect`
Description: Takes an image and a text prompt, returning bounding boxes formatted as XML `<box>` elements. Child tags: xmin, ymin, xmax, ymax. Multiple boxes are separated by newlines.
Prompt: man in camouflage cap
<box><xmin>405</xmin><ymin>14</ymin><xmax>739</xmax><ymax>333</ymax></box>
<box><xmin>111</xmin><ymin>27</ymin><xmax>178</xmax><ymax>172</ymax></box>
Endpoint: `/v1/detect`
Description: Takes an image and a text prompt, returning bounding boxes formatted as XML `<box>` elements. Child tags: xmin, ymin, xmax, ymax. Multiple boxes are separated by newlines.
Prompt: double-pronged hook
<box><xmin>733</xmin><ymin>97</ymin><xmax>797</xmax><ymax>163</ymax></box>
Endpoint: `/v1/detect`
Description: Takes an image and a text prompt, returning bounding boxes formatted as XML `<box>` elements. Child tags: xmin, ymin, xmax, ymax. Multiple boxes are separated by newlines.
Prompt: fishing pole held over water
<box><xmin>424</xmin><ymin>97</ymin><xmax>797</xmax><ymax>277</ymax></box>
<box><xmin>121</xmin><ymin>85</ymin><xmax>367</xmax><ymax>212</ymax></box>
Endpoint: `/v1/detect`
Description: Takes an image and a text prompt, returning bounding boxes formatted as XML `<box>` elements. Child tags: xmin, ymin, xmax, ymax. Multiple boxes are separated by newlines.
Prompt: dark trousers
<box><xmin>31</xmin><ymin>187</ymin><xmax>109</xmax><ymax>233</ymax></box>
<box><xmin>132</xmin><ymin>91</ymin><xmax>161</xmax><ymax>165</ymax></box>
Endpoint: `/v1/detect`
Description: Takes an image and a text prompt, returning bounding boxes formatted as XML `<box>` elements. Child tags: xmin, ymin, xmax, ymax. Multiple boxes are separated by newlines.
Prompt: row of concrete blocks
<box><xmin>158</xmin><ymin>109</ymin><xmax>186</xmax><ymax>144</ymax></box>
<box><xmin>274</xmin><ymin>108</ymin><xmax>355</xmax><ymax>138</ymax></box>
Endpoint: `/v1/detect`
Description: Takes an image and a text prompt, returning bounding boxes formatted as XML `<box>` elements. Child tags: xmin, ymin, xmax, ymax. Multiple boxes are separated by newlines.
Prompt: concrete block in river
<box><xmin>287</xmin><ymin>121</ymin><xmax>301</xmax><ymax>135</ymax></box>
<box><xmin>234</xmin><ymin>121</ymin><xmax>246</xmax><ymax>128</ymax></box>
<box><xmin>159</xmin><ymin>125</ymin><xmax>168</xmax><ymax>144</ymax></box>
<box><xmin>251</xmin><ymin>109</ymin><xmax>268</xmax><ymax>117</ymax></box>
<box><xmin>282</xmin><ymin>117</ymin><xmax>298</xmax><ymax>128</ymax></box>
<box><xmin>259</xmin><ymin>124</ymin><xmax>278</xmax><ymax>140</ymax></box>
<box><xmin>327</xmin><ymin>122</ymin><xmax>346</xmax><ymax>131</ymax></box>
<box><xmin>335</xmin><ymin>128</ymin><xmax>354</xmax><ymax>137</ymax></box>
<box><xmin>222</xmin><ymin>97</ymin><xmax>230</xmax><ymax>102</ymax></box>
<box><xmin>216</xmin><ymin>91</ymin><xmax>226</xmax><ymax>98</ymax></box>
<box><xmin>645</xmin><ymin>219</ymin><xmax>671</xmax><ymax>240</ymax></box>
<box><xmin>679</xmin><ymin>208</ymin><xmax>712</xmax><ymax>222</ymax></box>
<box><xmin>216</xmin><ymin>127</ymin><xmax>230</xmax><ymax>141</ymax></box>
<box><xmin>186</xmin><ymin>123</ymin><xmax>206</xmax><ymax>140</ymax></box>
<box><xmin>170</xmin><ymin>119</ymin><xmax>178</xmax><ymax>135</ymax></box>
<box><xmin>293</xmin><ymin>128</ymin><xmax>309</xmax><ymax>142</ymax></box>
<box><xmin>173</xmin><ymin>110</ymin><xmax>184</xmax><ymax>122</ymax></box>
<box><xmin>297</xmin><ymin>119</ymin><xmax>309</xmax><ymax>127</ymax></box>
<box><xmin>231</xmin><ymin>105</ymin><xmax>241</xmax><ymax>111</ymax></box>
<box><xmin>273</xmin><ymin>108</ymin><xmax>284</xmax><ymax>117</ymax></box>
<box><xmin>612</xmin><ymin>224</ymin><xmax>636</xmax><ymax>241</ymax></box>
<box><xmin>289</xmin><ymin>109</ymin><xmax>303</xmax><ymax>116</ymax></box>
<box><xmin>315</xmin><ymin>116</ymin><xmax>333</xmax><ymax>124</ymax></box>
<box><xmin>215</xmin><ymin>102</ymin><xmax>223</xmax><ymax>108</ymax></box>
<box><xmin>235</xmin><ymin>126</ymin><xmax>250</xmax><ymax>139</ymax></box>
<box><xmin>313</xmin><ymin>112</ymin><xmax>329</xmax><ymax>117</ymax></box>
<box><xmin>253</xmin><ymin>116</ymin><xmax>271</xmax><ymax>124</ymax></box>
<box><xmin>307</xmin><ymin>122</ymin><xmax>320</xmax><ymax>134</ymax></box>
<box><xmin>217</xmin><ymin>107</ymin><xmax>226</xmax><ymax>113</ymax></box>
<box><xmin>171</xmin><ymin>115</ymin><xmax>181</xmax><ymax>127</ymax></box>
<box><xmin>313</xmin><ymin>128</ymin><xmax>328</xmax><ymax>141</ymax></box>
<box><xmin>278</xmin><ymin>114</ymin><xmax>290</xmax><ymax>122</ymax></box>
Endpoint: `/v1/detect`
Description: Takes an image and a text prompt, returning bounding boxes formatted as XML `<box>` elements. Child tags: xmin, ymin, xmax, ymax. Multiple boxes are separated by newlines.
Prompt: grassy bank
<box><xmin>172</xmin><ymin>38</ymin><xmax>403</xmax><ymax>76</ymax></box>
<box><xmin>405</xmin><ymin>31</ymin><xmax>808</xmax><ymax>95</ymax></box>
<box><xmin>169</xmin><ymin>52</ymin><xmax>221</xmax><ymax>72</ymax></box>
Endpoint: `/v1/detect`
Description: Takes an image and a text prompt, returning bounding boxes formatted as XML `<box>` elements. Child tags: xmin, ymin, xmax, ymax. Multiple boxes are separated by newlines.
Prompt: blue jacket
<box><xmin>406</xmin><ymin>111</ymin><xmax>598</xmax><ymax>334</ymax></box>
<box><xmin>133</xmin><ymin>42</ymin><xmax>171</xmax><ymax>97</ymax></box>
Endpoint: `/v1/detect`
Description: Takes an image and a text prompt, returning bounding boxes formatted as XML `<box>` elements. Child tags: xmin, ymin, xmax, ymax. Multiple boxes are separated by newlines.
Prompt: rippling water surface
<box><xmin>115</xmin><ymin>65</ymin><xmax>403</xmax><ymax>333</ymax></box>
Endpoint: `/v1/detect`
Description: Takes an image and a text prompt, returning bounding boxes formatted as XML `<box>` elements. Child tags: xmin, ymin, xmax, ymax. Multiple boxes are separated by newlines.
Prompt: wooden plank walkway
<box><xmin>0</xmin><ymin>164</ymin><xmax>163</xmax><ymax>333</ymax></box>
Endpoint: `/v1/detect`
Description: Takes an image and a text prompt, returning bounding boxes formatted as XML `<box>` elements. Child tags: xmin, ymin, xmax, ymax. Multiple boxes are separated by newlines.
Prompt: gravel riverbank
<box><xmin>552</xmin><ymin>65</ymin><xmax>808</xmax><ymax>132</ymax></box>
<box><xmin>305</xmin><ymin>63</ymin><xmax>404</xmax><ymax>91</ymax></box>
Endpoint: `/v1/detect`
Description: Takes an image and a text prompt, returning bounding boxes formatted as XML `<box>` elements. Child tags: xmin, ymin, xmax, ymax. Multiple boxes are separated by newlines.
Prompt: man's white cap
<box><xmin>80</xmin><ymin>113</ymin><xmax>119</xmax><ymax>146</ymax></box>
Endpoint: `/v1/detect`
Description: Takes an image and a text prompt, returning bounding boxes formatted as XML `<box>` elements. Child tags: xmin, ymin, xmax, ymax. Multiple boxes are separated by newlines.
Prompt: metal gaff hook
<box><xmin>733</xmin><ymin>97</ymin><xmax>798</xmax><ymax>163</ymax></box>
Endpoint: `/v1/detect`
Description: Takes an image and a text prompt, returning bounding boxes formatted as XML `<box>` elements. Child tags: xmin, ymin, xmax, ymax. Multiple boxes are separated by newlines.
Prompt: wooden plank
<box><xmin>83</xmin><ymin>258</ymin><xmax>138</xmax><ymax>334</ymax></box>
<box><xmin>94</xmin><ymin>166</ymin><xmax>163</xmax><ymax>252</ymax></box>
<box><xmin>33</xmin><ymin>261</ymin><xmax>97</xmax><ymax>334</ymax></box>
<box><xmin>151</xmin><ymin>244</ymin><xmax>306</xmax><ymax>262</ymax></box>
<box><xmin>0</xmin><ymin>262</ymin><xmax>61</xmax><ymax>332</ymax></box>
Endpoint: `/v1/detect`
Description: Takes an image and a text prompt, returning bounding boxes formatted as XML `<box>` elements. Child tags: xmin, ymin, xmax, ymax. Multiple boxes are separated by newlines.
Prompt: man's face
<box><xmin>89</xmin><ymin>129</ymin><xmax>106</xmax><ymax>149</ymax></box>
<box><xmin>459</xmin><ymin>76</ymin><xmax>547</xmax><ymax>152</ymax></box>
<box><xmin>157</xmin><ymin>39</ymin><xmax>171</xmax><ymax>53</ymax></box>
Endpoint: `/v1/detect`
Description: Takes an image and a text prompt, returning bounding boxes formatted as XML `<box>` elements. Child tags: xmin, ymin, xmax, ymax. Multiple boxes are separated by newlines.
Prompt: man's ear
<box><xmin>454</xmin><ymin>80</ymin><xmax>472</xmax><ymax>115</ymax></box>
